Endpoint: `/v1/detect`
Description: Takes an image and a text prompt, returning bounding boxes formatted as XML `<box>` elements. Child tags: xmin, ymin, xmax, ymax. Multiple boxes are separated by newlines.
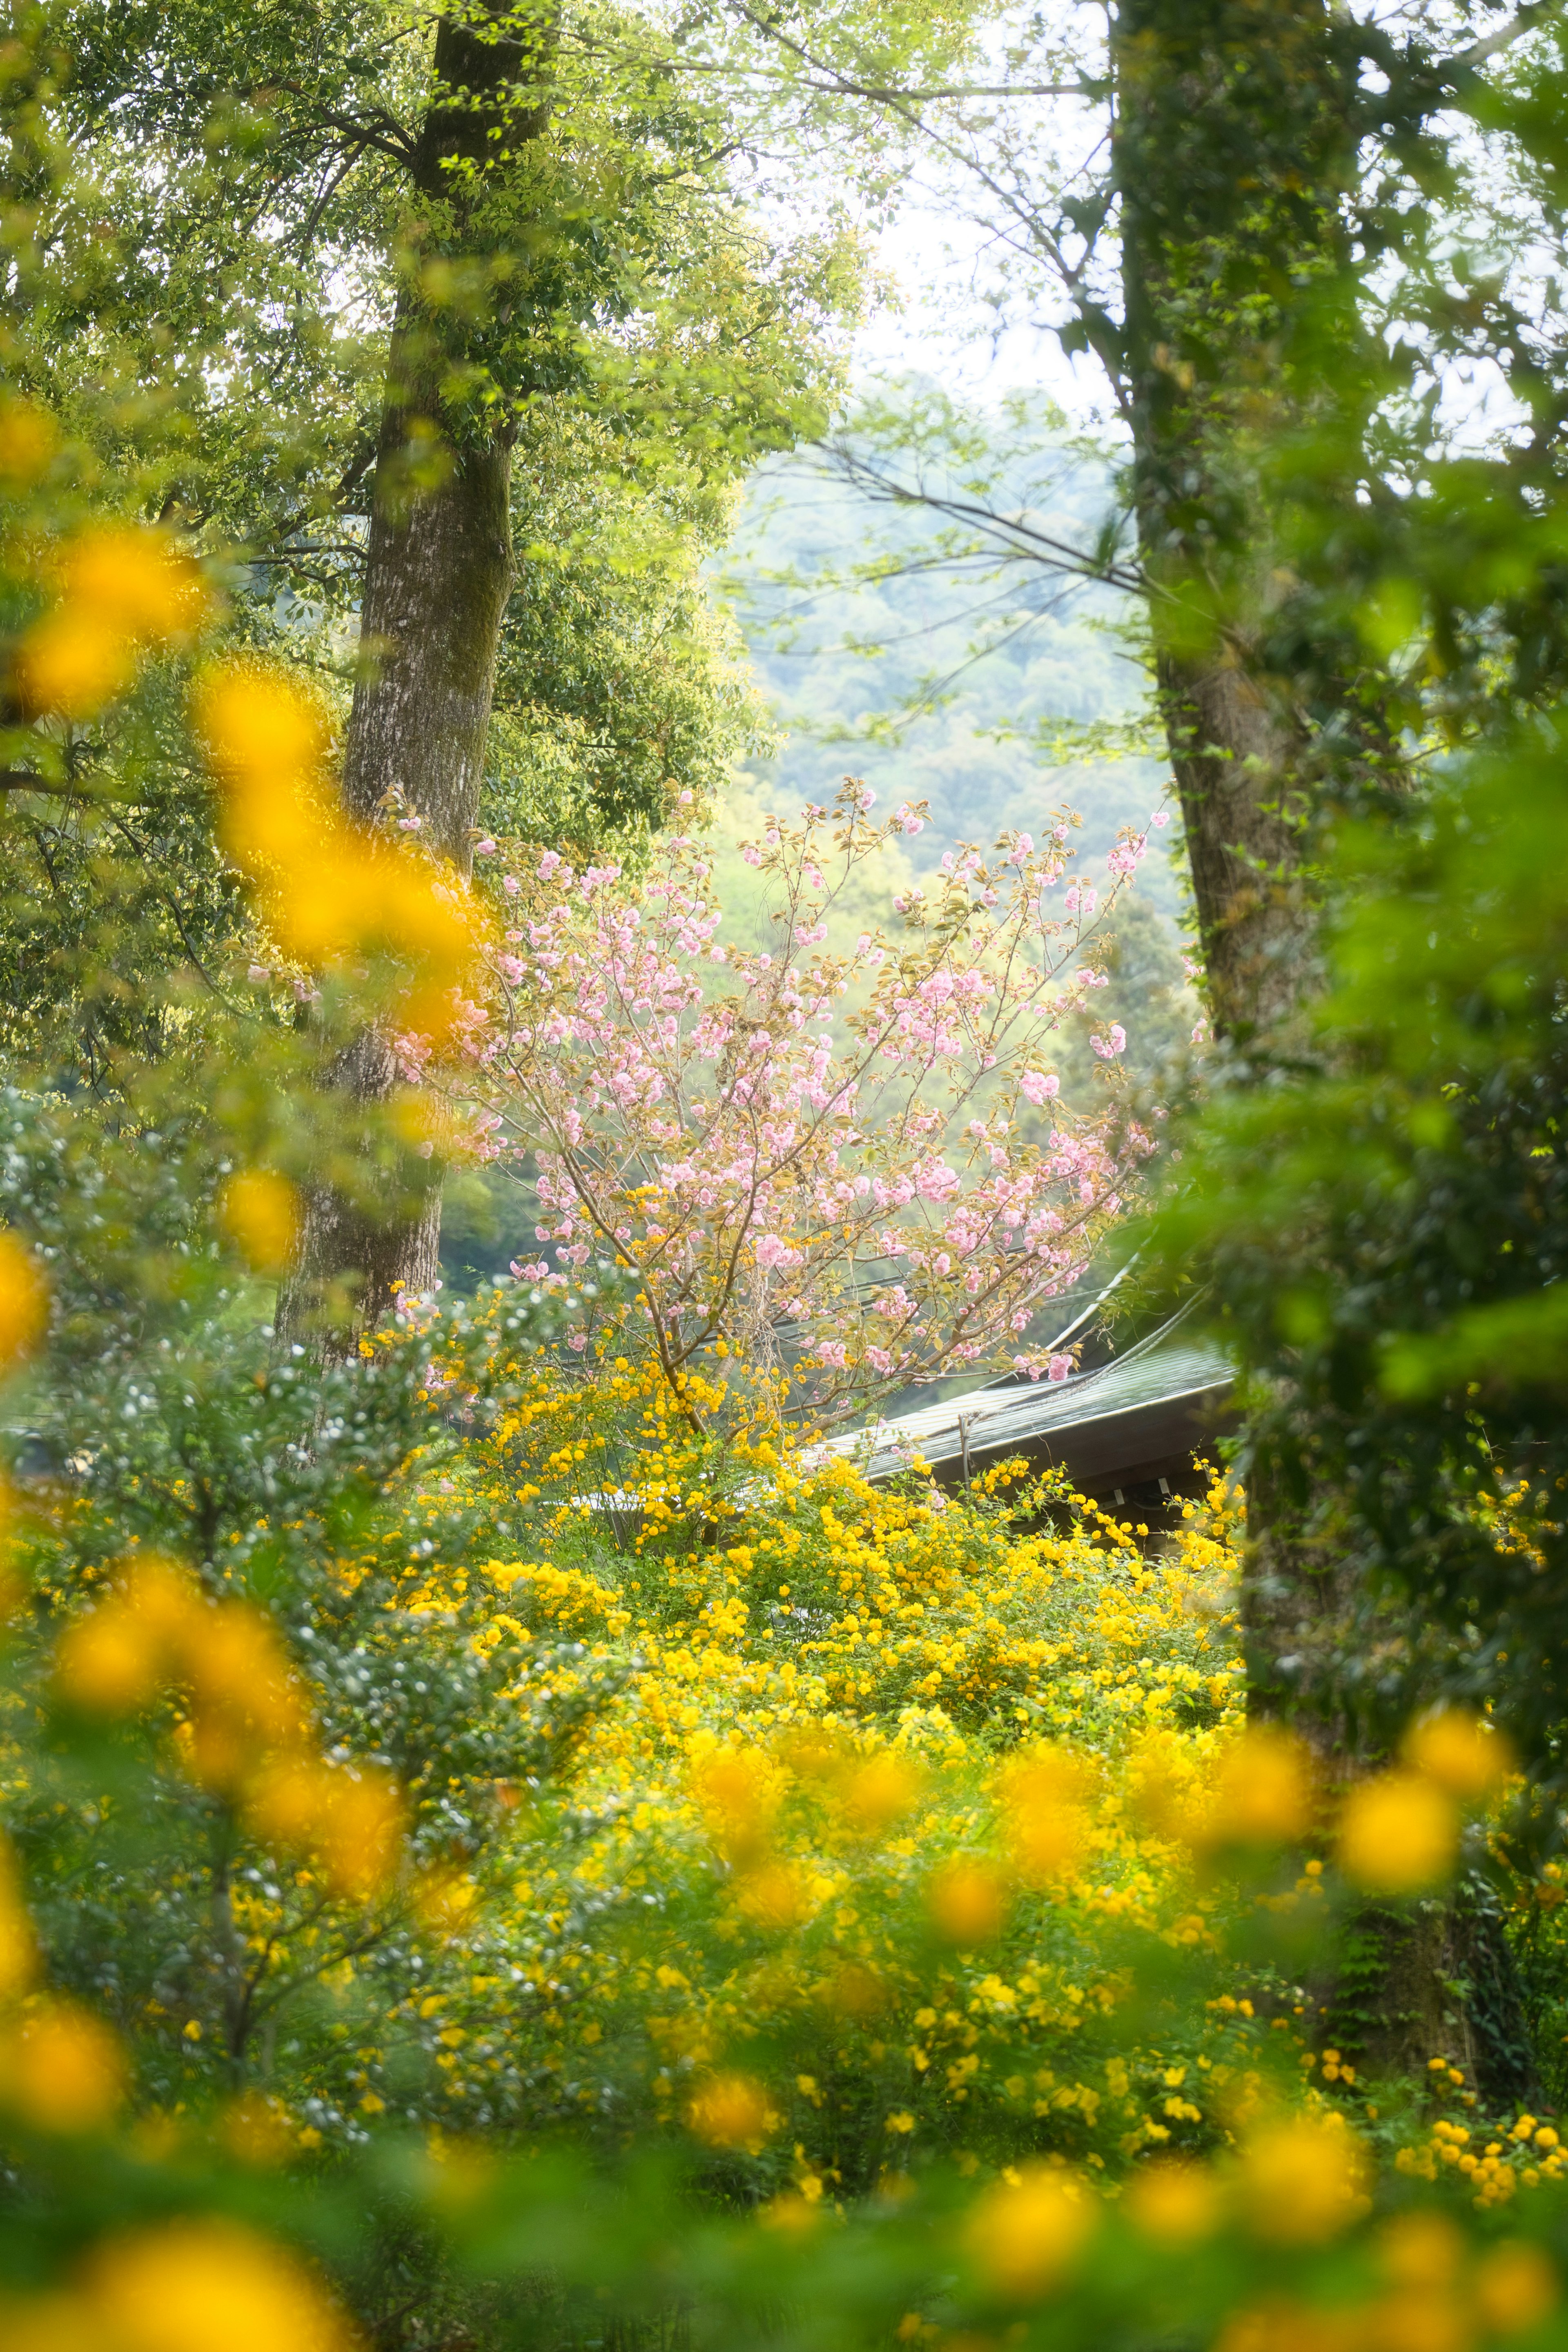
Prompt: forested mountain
<box><xmin>722</xmin><ymin>414</ymin><xmax>1179</xmax><ymax>911</ymax></box>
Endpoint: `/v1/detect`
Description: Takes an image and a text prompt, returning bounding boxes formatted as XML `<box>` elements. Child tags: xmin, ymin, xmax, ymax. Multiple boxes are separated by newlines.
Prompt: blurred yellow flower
<box><xmin>1124</xmin><ymin>2158</ymin><xmax>1223</xmax><ymax>2244</ymax></box>
<box><xmin>194</xmin><ymin>663</ymin><xmax>332</xmax><ymax>798</ymax></box>
<box><xmin>1237</xmin><ymin>2116</ymin><xmax>1372</xmax><ymax>2244</ymax></box>
<box><xmin>821</xmin><ymin>1961</ymin><xmax>891</xmax><ymax>2018</ymax></box>
<box><xmin>245</xmin><ymin>1758</ymin><xmax>404</xmax><ymax>1902</ymax></box>
<box><xmin>16</xmin><ymin>527</ymin><xmax>208</xmax><ymax>719</ymax></box>
<box><xmin>0</xmin><ymin>1836</ymin><xmax>37</xmax><ymax>1999</ymax></box>
<box><xmin>927</xmin><ymin>1855</ymin><xmax>1010</xmax><ymax>1946</ymax></box>
<box><xmin>1472</xmin><ymin>2241</ymin><xmax>1559</xmax><ymax>2334</ymax></box>
<box><xmin>996</xmin><ymin>1743</ymin><xmax>1093</xmax><ymax>1884</ymax></box>
<box><xmin>1402</xmin><ymin>1710</ymin><xmax>1514</xmax><ymax>1802</ymax></box>
<box><xmin>218</xmin><ymin>1169</ymin><xmax>302</xmax><ymax>1278</ymax></box>
<box><xmin>0</xmin><ymin>395</ymin><xmax>58</xmax><ymax>484</ymax></box>
<box><xmin>760</xmin><ymin>2191</ymin><xmax>822</xmax><ymax>2235</ymax></box>
<box><xmin>193</xmin><ymin>659</ymin><xmax>479</xmax><ymax>1013</ymax></box>
<box><xmin>686</xmin><ymin>2071</ymin><xmax>777</xmax><ymax>2152</ymax></box>
<box><xmin>0</xmin><ymin>2289</ymin><xmax>100</xmax><ymax>2352</ymax></box>
<box><xmin>14</xmin><ymin>603</ymin><xmax>137</xmax><ymax>717</ymax></box>
<box><xmin>415</xmin><ymin>1865</ymin><xmax>481</xmax><ymax>1939</ymax></box>
<box><xmin>964</xmin><ymin>2163</ymin><xmax>1096</xmax><ymax>2299</ymax></box>
<box><xmin>691</xmin><ymin>1742</ymin><xmax>781</xmax><ymax>1864</ymax></box>
<box><xmin>0</xmin><ymin>2000</ymin><xmax>126</xmax><ymax>2134</ymax></box>
<box><xmin>55</xmin><ymin>1559</ymin><xmax>305</xmax><ymax>1798</ymax></box>
<box><xmin>1206</xmin><ymin>1724</ymin><xmax>1315</xmax><ymax>1847</ymax></box>
<box><xmin>1377</xmin><ymin>2209</ymin><xmax>1464</xmax><ymax>2288</ymax></box>
<box><xmin>53</xmin><ymin>1555</ymin><xmax>198</xmax><ymax>1715</ymax></box>
<box><xmin>0</xmin><ymin>1229</ymin><xmax>49</xmax><ymax>1365</ymax></box>
<box><xmin>85</xmin><ymin>2217</ymin><xmax>360</xmax><ymax>2352</ymax></box>
<box><xmin>220</xmin><ymin>2091</ymin><xmax>294</xmax><ymax>2167</ymax></box>
<box><xmin>57</xmin><ymin>525</ymin><xmax>207</xmax><ymax>644</ymax></box>
<box><xmin>1337</xmin><ymin>1772</ymin><xmax>1457</xmax><ymax>1895</ymax></box>
<box><xmin>735</xmin><ymin>1860</ymin><xmax>819</xmax><ymax>1930</ymax></box>
<box><xmin>841</xmin><ymin>1751</ymin><xmax>925</xmax><ymax>1835</ymax></box>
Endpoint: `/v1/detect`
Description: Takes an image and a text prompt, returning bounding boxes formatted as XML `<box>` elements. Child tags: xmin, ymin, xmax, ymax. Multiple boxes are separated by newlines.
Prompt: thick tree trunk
<box><xmin>278</xmin><ymin>5</ymin><xmax>548</xmax><ymax>1352</ymax></box>
<box><xmin>341</xmin><ymin>327</ymin><xmax>514</xmax><ymax>865</ymax></box>
<box><xmin>1114</xmin><ymin>2</ymin><xmax>1348</xmax><ymax>1706</ymax></box>
<box><xmin>1111</xmin><ymin>0</ymin><xmax>1532</xmax><ymax>2087</ymax></box>
<box><xmin>1112</xmin><ymin>0</ymin><xmax>1345</xmax><ymax>1047</ymax></box>
<box><xmin>1156</xmin><ymin>653</ymin><xmax>1316</xmax><ymax>1044</ymax></box>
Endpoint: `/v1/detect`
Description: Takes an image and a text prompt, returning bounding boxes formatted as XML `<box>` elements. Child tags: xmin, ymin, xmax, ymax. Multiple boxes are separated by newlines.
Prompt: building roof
<box><xmin>817</xmin><ymin>1310</ymin><xmax>1234</xmax><ymax>1493</ymax></box>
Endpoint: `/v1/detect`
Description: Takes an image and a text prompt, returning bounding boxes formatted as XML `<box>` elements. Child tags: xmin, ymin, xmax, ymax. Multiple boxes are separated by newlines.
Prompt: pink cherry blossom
<box><xmin>419</xmin><ymin>774</ymin><xmax>1148</xmax><ymax>1430</ymax></box>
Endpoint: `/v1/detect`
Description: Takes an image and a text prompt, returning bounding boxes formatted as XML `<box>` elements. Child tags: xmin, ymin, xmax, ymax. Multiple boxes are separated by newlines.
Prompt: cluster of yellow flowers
<box><xmin>1398</xmin><ymin>2104</ymin><xmax>1568</xmax><ymax>2206</ymax></box>
<box><xmin>0</xmin><ymin>2214</ymin><xmax>356</xmax><ymax>2352</ymax></box>
<box><xmin>57</xmin><ymin>1552</ymin><xmax>404</xmax><ymax>1901</ymax></box>
<box><xmin>1212</xmin><ymin>2216</ymin><xmax>1557</xmax><ymax>2352</ymax></box>
<box><xmin>194</xmin><ymin>664</ymin><xmax>482</xmax><ymax>1038</ymax></box>
<box><xmin>370</xmin><ymin>1332</ymin><xmax>1542</xmax><ymax>2229</ymax></box>
<box><xmin>13</xmin><ymin>517</ymin><xmax>209</xmax><ymax>719</ymax></box>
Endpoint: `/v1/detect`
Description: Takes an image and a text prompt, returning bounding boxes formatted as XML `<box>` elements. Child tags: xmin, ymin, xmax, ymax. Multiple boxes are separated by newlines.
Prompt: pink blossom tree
<box><xmin>432</xmin><ymin>783</ymin><xmax>1161</xmax><ymax>1434</ymax></box>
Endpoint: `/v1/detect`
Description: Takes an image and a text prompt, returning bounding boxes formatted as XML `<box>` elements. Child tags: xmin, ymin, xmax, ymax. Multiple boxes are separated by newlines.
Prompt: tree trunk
<box><xmin>1155</xmin><ymin>653</ymin><xmax>1317</xmax><ymax>1043</ymax></box>
<box><xmin>1111</xmin><ymin>0</ymin><xmax>1349</xmax><ymax>1047</ymax></box>
<box><xmin>340</xmin><ymin>325</ymin><xmax>514</xmax><ymax>866</ymax></box>
<box><xmin>1113</xmin><ymin>3</ymin><xmax>1349</xmax><ymax>1680</ymax></box>
<box><xmin>278</xmin><ymin>5</ymin><xmax>548</xmax><ymax>1352</ymax></box>
<box><xmin>1111</xmin><ymin>0</ymin><xmax>1532</xmax><ymax>2087</ymax></box>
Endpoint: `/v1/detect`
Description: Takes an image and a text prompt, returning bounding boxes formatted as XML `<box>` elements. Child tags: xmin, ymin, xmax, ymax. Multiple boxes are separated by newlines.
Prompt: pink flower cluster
<box><xmin>430</xmin><ymin>785</ymin><xmax>1152</xmax><ymax>1423</ymax></box>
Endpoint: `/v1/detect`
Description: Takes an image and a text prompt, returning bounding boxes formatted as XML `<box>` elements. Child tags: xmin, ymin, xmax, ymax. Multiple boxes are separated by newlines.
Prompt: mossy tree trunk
<box><xmin>1112</xmin><ymin>0</ymin><xmax>1536</xmax><ymax>2090</ymax></box>
<box><xmin>279</xmin><ymin>6</ymin><xmax>549</xmax><ymax>1353</ymax></box>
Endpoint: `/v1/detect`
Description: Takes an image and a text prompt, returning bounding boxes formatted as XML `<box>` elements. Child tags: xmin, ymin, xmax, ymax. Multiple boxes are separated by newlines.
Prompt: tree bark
<box><xmin>279</xmin><ymin>5</ymin><xmax>549</xmax><ymax>1352</ymax></box>
<box><xmin>1111</xmin><ymin>0</ymin><xmax>1352</xmax><ymax>1047</ymax></box>
<box><xmin>1110</xmin><ymin>0</ymin><xmax>1531</xmax><ymax>2087</ymax></box>
<box><xmin>1113</xmin><ymin>0</ymin><xmax>1354</xmax><ymax>1710</ymax></box>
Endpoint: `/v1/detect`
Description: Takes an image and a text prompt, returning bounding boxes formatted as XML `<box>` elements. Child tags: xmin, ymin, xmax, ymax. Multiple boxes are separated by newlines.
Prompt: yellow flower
<box><xmin>927</xmin><ymin>1856</ymin><xmax>1010</xmax><ymax>1946</ymax></box>
<box><xmin>53</xmin><ymin>1555</ymin><xmax>200</xmax><ymax>1715</ymax></box>
<box><xmin>14</xmin><ymin>603</ymin><xmax>138</xmax><ymax>718</ymax></box>
<box><xmin>1206</xmin><ymin>1724</ymin><xmax>1315</xmax><ymax>1847</ymax></box>
<box><xmin>0</xmin><ymin>395</ymin><xmax>58</xmax><ymax>484</ymax></box>
<box><xmin>244</xmin><ymin>1758</ymin><xmax>404</xmax><ymax>1901</ymax></box>
<box><xmin>690</xmin><ymin>1743</ymin><xmax>781</xmax><ymax>1864</ymax></box>
<box><xmin>0</xmin><ymin>1229</ymin><xmax>48</xmax><ymax>1365</ymax></box>
<box><xmin>735</xmin><ymin>1860</ymin><xmax>819</xmax><ymax>1930</ymax></box>
<box><xmin>57</xmin><ymin>525</ymin><xmax>208</xmax><ymax>644</ymax></box>
<box><xmin>0</xmin><ymin>1837</ymin><xmax>37</xmax><ymax>2000</ymax></box>
<box><xmin>84</xmin><ymin>2217</ymin><xmax>359</xmax><ymax>2352</ymax></box>
<box><xmin>15</xmin><ymin>528</ymin><xmax>207</xmax><ymax>719</ymax></box>
<box><xmin>0</xmin><ymin>2290</ymin><xmax>102</xmax><ymax>2352</ymax></box>
<box><xmin>415</xmin><ymin>1866</ymin><xmax>481</xmax><ymax>1938</ymax></box>
<box><xmin>995</xmin><ymin>1743</ymin><xmax>1093</xmax><ymax>1884</ymax></box>
<box><xmin>1402</xmin><ymin>1709</ymin><xmax>1514</xmax><ymax>1801</ymax></box>
<box><xmin>1337</xmin><ymin>1772</ymin><xmax>1457</xmax><ymax>1895</ymax></box>
<box><xmin>194</xmin><ymin>662</ymin><xmax>332</xmax><ymax>802</ymax></box>
<box><xmin>218</xmin><ymin>1170</ymin><xmax>303</xmax><ymax>1278</ymax></box>
<box><xmin>964</xmin><ymin>2163</ymin><xmax>1096</xmax><ymax>2299</ymax></box>
<box><xmin>1236</xmin><ymin>2116</ymin><xmax>1372</xmax><ymax>2244</ymax></box>
<box><xmin>760</xmin><ymin>2191</ymin><xmax>822</xmax><ymax>2235</ymax></box>
<box><xmin>1377</xmin><ymin>2209</ymin><xmax>1464</xmax><ymax>2287</ymax></box>
<box><xmin>0</xmin><ymin>2000</ymin><xmax>126</xmax><ymax>2134</ymax></box>
<box><xmin>841</xmin><ymin>1751</ymin><xmax>925</xmax><ymax>1835</ymax></box>
<box><xmin>1472</xmin><ymin>2242</ymin><xmax>1559</xmax><ymax>2335</ymax></box>
<box><xmin>220</xmin><ymin>2091</ymin><xmax>294</xmax><ymax>2167</ymax></box>
<box><xmin>1124</xmin><ymin>2158</ymin><xmax>1223</xmax><ymax>2245</ymax></box>
<box><xmin>686</xmin><ymin>2071</ymin><xmax>777</xmax><ymax>2152</ymax></box>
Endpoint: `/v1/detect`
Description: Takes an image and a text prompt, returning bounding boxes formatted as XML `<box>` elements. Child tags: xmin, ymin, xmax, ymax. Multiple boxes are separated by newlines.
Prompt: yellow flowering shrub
<box><xmin>384</xmin><ymin>1336</ymin><xmax>1316</xmax><ymax>2187</ymax></box>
